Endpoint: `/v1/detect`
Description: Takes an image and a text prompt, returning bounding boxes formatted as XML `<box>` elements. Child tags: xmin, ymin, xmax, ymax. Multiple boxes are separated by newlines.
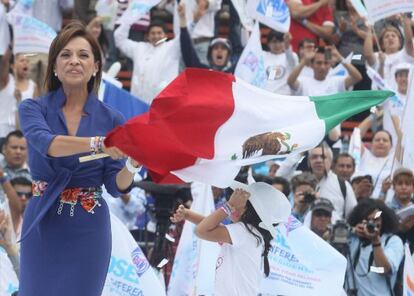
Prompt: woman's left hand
<box><xmin>228</xmin><ymin>189</ymin><xmax>250</xmax><ymax>212</ymax></box>
<box><xmin>103</xmin><ymin>145</ymin><xmax>127</xmax><ymax>160</ymax></box>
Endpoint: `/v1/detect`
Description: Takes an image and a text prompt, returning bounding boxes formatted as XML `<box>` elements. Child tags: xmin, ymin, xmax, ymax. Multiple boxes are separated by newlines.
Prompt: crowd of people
<box><xmin>1</xmin><ymin>0</ymin><xmax>414</xmax><ymax>295</ymax></box>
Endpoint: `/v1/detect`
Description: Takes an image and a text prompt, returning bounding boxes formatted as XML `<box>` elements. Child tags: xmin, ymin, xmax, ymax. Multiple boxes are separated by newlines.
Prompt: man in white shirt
<box><xmin>308</xmin><ymin>142</ymin><xmax>357</xmax><ymax>219</ymax></box>
<box><xmin>287</xmin><ymin>45</ymin><xmax>362</xmax><ymax>96</ymax></box>
<box><xmin>263</xmin><ymin>30</ymin><xmax>298</xmax><ymax>95</ymax></box>
<box><xmin>114</xmin><ymin>20</ymin><xmax>181</xmax><ymax>105</ymax></box>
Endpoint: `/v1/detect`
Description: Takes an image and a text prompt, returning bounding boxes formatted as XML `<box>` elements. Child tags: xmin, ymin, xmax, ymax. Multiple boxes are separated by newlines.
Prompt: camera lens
<box><xmin>366</xmin><ymin>220</ymin><xmax>376</xmax><ymax>233</ymax></box>
<box><xmin>303</xmin><ymin>193</ymin><xmax>316</xmax><ymax>203</ymax></box>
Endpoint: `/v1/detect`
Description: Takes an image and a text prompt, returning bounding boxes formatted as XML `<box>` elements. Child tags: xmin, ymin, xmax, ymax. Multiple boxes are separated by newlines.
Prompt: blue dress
<box><xmin>18</xmin><ymin>88</ymin><xmax>127</xmax><ymax>296</ymax></box>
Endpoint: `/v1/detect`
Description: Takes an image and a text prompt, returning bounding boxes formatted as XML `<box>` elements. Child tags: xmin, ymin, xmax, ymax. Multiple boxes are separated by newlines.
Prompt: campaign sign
<box><xmin>260</xmin><ymin>216</ymin><xmax>347</xmax><ymax>296</ymax></box>
<box><xmin>102</xmin><ymin>214</ymin><xmax>165</xmax><ymax>296</ymax></box>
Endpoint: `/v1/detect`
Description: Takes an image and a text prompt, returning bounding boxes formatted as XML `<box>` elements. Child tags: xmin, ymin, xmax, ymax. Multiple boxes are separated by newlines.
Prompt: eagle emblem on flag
<box><xmin>241</xmin><ymin>131</ymin><xmax>298</xmax><ymax>159</ymax></box>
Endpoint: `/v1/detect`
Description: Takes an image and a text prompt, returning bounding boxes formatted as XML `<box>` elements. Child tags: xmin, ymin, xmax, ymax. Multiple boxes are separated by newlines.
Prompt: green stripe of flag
<box><xmin>310</xmin><ymin>90</ymin><xmax>394</xmax><ymax>132</ymax></box>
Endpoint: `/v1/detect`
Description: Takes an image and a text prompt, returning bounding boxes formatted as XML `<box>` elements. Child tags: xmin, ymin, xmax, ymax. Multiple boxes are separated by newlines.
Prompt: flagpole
<box><xmin>79</xmin><ymin>153</ymin><xmax>109</xmax><ymax>163</ymax></box>
<box><xmin>366</xmin><ymin>15</ymin><xmax>383</xmax><ymax>65</ymax></box>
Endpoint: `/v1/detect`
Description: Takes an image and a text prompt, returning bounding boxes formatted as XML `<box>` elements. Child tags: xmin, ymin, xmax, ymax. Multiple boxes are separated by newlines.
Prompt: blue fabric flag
<box><xmin>103</xmin><ymin>81</ymin><xmax>149</xmax><ymax>120</ymax></box>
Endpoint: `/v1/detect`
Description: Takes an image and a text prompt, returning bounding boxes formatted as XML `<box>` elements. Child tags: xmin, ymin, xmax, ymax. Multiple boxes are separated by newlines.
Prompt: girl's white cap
<box><xmin>230</xmin><ymin>181</ymin><xmax>291</xmax><ymax>237</ymax></box>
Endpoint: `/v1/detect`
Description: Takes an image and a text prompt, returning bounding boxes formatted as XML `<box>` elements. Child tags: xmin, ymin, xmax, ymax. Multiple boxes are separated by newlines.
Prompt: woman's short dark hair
<box><xmin>291</xmin><ymin>172</ymin><xmax>318</xmax><ymax>192</ymax></box>
<box><xmin>347</xmin><ymin>198</ymin><xmax>399</xmax><ymax>234</ymax></box>
<box><xmin>44</xmin><ymin>20</ymin><xmax>102</xmax><ymax>94</ymax></box>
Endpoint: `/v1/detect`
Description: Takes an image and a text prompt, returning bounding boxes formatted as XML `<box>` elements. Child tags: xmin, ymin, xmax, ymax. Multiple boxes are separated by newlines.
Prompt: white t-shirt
<box><xmin>298</xmin><ymin>65</ymin><xmax>314</xmax><ymax>78</ymax></box>
<box><xmin>317</xmin><ymin>171</ymin><xmax>357</xmax><ymax>219</ymax></box>
<box><xmin>20</xmin><ymin>79</ymin><xmax>37</xmax><ymax>101</ymax></box>
<box><xmin>0</xmin><ymin>75</ymin><xmax>17</xmax><ymax>137</ymax></box>
<box><xmin>293</xmin><ymin>75</ymin><xmax>346</xmax><ymax>96</ymax></box>
<box><xmin>359</xmin><ymin>149</ymin><xmax>393</xmax><ymax>199</ymax></box>
<box><xmin>215</xmin><ymin>222</ymin><xmax>264</xmax><ymax>296</ymax></box>
<box><xmin>373</xmin><ymin>49</ymin><xmax>414</xmax><ymax>91</ymax></box>
<box><xmin>263</xmin><ymin>50</ymin><xmax>298</xmax><ymax>95</ymax></box>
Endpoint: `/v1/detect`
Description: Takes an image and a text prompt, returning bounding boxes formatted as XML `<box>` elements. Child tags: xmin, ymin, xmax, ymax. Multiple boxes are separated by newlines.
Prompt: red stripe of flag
<box><xmin>105</xmin><ymin>68</ymin><xmax>235</xmax><ymax>183</ymax></box>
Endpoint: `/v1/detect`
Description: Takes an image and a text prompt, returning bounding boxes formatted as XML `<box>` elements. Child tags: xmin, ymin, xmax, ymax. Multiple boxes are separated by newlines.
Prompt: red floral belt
<box><xmin>32</xmin><ymin>181</ymin><xmax>103</xmax><ymax>217</ymax></box>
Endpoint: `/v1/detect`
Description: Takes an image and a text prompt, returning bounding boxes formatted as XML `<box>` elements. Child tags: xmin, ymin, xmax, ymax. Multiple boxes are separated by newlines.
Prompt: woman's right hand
<box><xmin>170</xmin><ymin>205</ymin><xmax>187</xmax><ymax>223</ymax></box>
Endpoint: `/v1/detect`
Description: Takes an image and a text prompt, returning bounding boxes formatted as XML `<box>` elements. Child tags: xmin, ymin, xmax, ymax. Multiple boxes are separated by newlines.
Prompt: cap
<box><xmin>393</xmin><ymin>167</ymin><xmax>413</xmax><ymax>180</ymax></box>
<box><xmin>231</xmin><ymin>181</ymin><xmax>291</xmax><ymax>238</ymax></box>
<box><xmin>351</xmin><ymin>173</ymin><xmax>373</xmax><ymax>184</ymax></box>
<box><xmin>394</xmin><ymin>62</ymin><xmax>411</xmax><ymax>76</ymax></box>
<box><xmin>311</xmin><ymin>198</ymin><xmax>334</xmax><ymax>213</ymax></box>
<box><xmin>209</xmin><ymin>38</ymin><xmax>232</xmax><ymax>51</ymax></box>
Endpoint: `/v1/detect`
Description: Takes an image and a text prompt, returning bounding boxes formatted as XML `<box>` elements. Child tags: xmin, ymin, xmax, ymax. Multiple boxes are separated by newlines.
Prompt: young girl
<box><xmin>170</xmin><ymin>182</ymin><xmax>291</xmax><ymax>296</ymax></box>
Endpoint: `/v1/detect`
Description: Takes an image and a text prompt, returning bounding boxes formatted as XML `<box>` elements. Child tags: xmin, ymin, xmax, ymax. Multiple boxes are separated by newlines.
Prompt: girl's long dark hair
<box><xmin>240</xmin><ymin>200</ymin><xmax>273</xmax><ymax>277</ymax></box>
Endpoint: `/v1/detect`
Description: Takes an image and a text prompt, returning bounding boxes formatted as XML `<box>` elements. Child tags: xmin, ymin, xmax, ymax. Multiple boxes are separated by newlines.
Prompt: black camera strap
<box><xmin>337</xmin><ymin>175</ymin><xmax>347</xmax><ymax>218</ymax></box>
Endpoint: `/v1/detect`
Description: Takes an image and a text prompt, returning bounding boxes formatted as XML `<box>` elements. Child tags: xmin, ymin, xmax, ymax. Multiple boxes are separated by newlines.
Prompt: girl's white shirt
<box><xmin>214</xmin><ymin>222</ymin><xmax>265</xmax><ymax>296</ymax></box>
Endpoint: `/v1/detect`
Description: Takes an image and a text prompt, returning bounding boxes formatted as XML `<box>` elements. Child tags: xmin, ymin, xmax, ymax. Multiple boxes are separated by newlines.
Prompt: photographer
<box><xmin>290</xmin><ymin>172</ymin><xmax>319</xmax><ymax>223</ymax></box>
<box><xmin>309</xmin><ymin>198</ymin><xmax>334</xmax><ymax>241</ymax></box>
<box><xmin>347</xmin><ymin>199</ymin><xmax>403</xmax><ymax>296</ymax></box>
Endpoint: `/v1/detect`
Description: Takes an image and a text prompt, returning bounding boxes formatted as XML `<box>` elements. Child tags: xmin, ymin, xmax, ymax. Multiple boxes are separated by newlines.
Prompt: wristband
<box><xmin>220</xmin><ymin>202</ymin><xmax>235</xmax><ymax>216</ymax></box>
<box><xmin>372</xmin><ymin>242</ymin><xmax>381</xmax><ymax>248</ymax></box>
<box><xmin>125</xmin><ymin>157</ymin><xmax>141</xmax><ymax>174</ymax></box>
<box><xmin>90</xmin><ymin>136</ymin><xmax>105</xmax><ymax>154</ymax></box>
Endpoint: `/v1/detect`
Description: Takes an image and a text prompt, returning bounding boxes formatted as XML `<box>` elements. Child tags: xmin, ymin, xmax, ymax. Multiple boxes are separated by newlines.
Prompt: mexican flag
<box><xmin>105</xmin><ymin>68</ymin><xmax>392</xmax><ymax>187</ymax></box>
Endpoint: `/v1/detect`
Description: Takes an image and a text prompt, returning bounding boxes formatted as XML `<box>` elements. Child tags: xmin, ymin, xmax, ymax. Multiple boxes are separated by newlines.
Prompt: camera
<box><xmin>303</xmin><ymin>192</ymin><xmax>316</xmax><ymax>203</ymax></box>
<box><xmin>366</xmin><ymin>220</ymin><xmax>377</xmax><ymax>233</ymax></box>
<box><xmin>330</xmin><ymin>220</ymin><xmax>350</xmax><ymax>245</ymax></box>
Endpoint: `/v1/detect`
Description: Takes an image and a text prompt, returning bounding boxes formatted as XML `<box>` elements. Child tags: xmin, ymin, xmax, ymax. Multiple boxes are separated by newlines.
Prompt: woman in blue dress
<box><xmin>18</xmin><ymin>21</ymin><xmax>140</xmax><ymax>296</ymax></box>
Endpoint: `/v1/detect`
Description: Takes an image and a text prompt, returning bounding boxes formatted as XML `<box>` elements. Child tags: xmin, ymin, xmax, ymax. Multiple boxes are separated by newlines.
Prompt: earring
<box><xmin>54</xmin><ymin>72</ymin><xmax>57</xmax><ymax>77</ymax></box>
<box><xmin>93</xmin><ymin>72</ymin><xmax>96</xmax><ymax>77</ymax></box>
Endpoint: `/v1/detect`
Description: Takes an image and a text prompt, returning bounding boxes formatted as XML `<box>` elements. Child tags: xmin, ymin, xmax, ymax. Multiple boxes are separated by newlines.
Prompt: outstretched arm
<box><xmin>401</xmin><ymin>14</ymin><xmax>414</xmax><ymax>57</ymax></box>
<box><xmin>363</xmin><ymin>27</ymin><xmax>377</xmax><ymax>66</ymax></box>
<box><xmin>170</xmin><ymin>204</ymin><xmax>206</xmax><ymax>225</ymax></box>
